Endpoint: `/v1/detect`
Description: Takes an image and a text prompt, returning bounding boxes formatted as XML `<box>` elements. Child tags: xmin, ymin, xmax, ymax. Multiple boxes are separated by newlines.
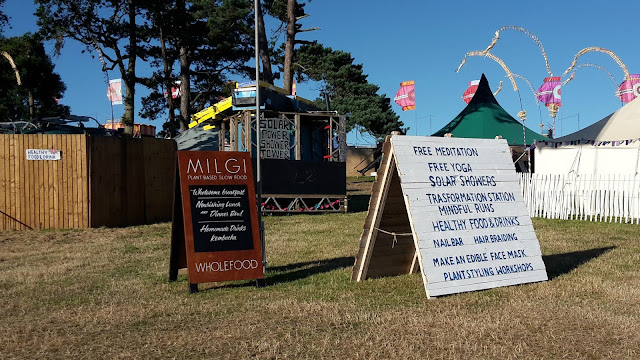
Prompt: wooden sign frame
<box><xmin>353</xmin><ymin>135</ymin><xmax>547</xmax><ymax>297</ymax></box>
<box><xmin>170</xmin><ymin>151</ymin><xmax>263</xmax><ymax>292</ymax></box>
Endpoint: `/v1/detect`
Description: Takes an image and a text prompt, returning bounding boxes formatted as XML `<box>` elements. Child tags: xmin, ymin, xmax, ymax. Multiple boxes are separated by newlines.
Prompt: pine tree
<box><xmin>0</xmin><ymin>0</ymin><xmax>8</xmax><ymax>33</ymax></box>
<box><xmin>0</xmin><ymin>34</ymin><xmax>69</xmax><ymax>122</ymax></box>
<box><xmin>294</xmin><ymin>43</ymin><xmax>404</xmax><ymax>138</ymax></box>
<box><xmin>139</xmin><ymin>0</ymin><xmax>254</xmax><ymax>136</ymax></box>
<box><xmin>36</xmin><ymin>0</ymin><xmax>151</xmax><ymax>135</ymax></box>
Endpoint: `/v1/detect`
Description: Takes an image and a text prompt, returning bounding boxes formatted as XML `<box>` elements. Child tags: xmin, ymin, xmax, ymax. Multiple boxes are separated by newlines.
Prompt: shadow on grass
<box><xmin>266</xmin><ymin>256</ymin><xmax>355</xmax><ymax>285</ymax></box>
<box><xmin>194</xmin><ymin>256</ymin><xmax>355</xmax><ymax>291</ymax></box>
<box><xmin>347</xmin><ymin>194</ymin><xmax>371</xmax><ymax>212</ymax></box>
<box><xmin>543</xmin><ymin>246</ymin><xmax>615</xmax><ymax>280</ymax></box>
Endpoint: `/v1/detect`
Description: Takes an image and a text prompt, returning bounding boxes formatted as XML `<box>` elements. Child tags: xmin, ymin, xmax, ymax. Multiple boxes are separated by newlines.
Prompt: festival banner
<box><xmin>536</xmin><ymin>77</ymin><xmax>562</xmax><ymax>107</ymax></box>
<box><xmin>616</xmin><ymin>75</ymin><xmax>640</xmax><ymax>103</ymax></box>
<box><xmin>107</xmin><ymin>79</ymin><xmax>123</xmax><ymax>105</ymax></box>
<box><xmin>164</xmin><ymin>81</ymin><xmax>182</xmax><ymax>99</ymax></box>
<box><xmin>394</xmin><ymin>80</ymin><xmax>416</xmax><ymax>111</ymax></box>
<box><xmin>462</xmin><ymin>80</ymin><xmax>480</xmax><ymax>104</ymax></box>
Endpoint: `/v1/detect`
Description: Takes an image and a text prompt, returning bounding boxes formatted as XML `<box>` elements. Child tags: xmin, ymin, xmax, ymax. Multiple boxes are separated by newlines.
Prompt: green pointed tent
<box><xmin>432</xmin><ymin>74</ymin><xmax>546</xmax><ymax>146</ymax></box>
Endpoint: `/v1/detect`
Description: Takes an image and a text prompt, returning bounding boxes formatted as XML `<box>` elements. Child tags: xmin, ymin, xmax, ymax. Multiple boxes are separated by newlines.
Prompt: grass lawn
<box><xmin>1</xmin><ymin>214</ymin><xmax>639</xmax><ymax>359</ymax></box>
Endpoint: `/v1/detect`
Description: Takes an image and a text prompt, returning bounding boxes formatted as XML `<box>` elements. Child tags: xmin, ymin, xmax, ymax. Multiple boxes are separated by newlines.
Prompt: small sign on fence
<box><xmin>259</xmin><ymin>118</ymin><xmax>290</xmax><ymax>159</ymax></box>
<box><xmin>170</xmin><ymin>151</ymin><xmax>263</xmax><ymax>292</ymax></box>
<box><xmin>26</xmin><ymin>149</ymin><xmax>61</xmax><ymax>161</ymax></box>
<box><xmin>352</xmin><ymin>135</ymin><xmax>548</xmax><ymax>297</ymax></box>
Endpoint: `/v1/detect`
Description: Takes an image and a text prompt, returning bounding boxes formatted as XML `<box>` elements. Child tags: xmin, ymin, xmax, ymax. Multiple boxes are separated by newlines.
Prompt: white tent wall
<box><xmin>526</xmin><ymin>96</ymin><xmax>640</xmax><ymax>222</ymax></box>
<box><xmin>535</xmin><ymin>144</ymin><xmax>640</xmax><ymax>175</ymax></box>
<box><xmin>526</xmin><ymin>145</ymin><xmax>640</xmax><ymax>223</ymax></box>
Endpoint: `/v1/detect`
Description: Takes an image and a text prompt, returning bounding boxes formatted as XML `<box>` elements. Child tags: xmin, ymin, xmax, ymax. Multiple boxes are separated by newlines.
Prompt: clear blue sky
<box><xmin>3</xmin><ymin>0</ymin><xmax>639</xmax><ymax>144</ymax></box>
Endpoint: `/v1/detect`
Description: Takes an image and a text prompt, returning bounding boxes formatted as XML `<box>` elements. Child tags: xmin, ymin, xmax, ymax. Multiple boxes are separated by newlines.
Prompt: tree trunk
<box><xmin>256</xmin><ymin>2</ymin><xmax>273</xmax><ymax>84</ymax></box>
<box><xmin>179</xmin><ymin>45</ymin><xmax>190</xmax><ymax>132</ymax></box>
<box><xmin>28</xmin><ymin>91</ymin><xmax>34</xmax><ymax>121</ymax></box>
<box><xmin>283</xmin><ymin>0</ymin><xmax>296</xmax><ymax>93</ymax></box>
<box><xmin>176</xmin><ymin>0</ymin><xmax>189</xmax><ymax>132</ymax></box>
<box><xmin>122</xmin><ymin>0</ymin><xmax>137</xmax><ymax>136</ymax></box>
<box><xmin>159</xmin><ymin>27</ymin><xmax>176</xmax><ymax>133</ymax></box>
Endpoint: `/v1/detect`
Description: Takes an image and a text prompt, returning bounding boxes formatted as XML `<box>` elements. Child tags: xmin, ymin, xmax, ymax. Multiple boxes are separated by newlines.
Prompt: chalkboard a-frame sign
<box><xmin>170</xmin><ymin>151</ymin><xmax>263</xmax><ymax>292</ymax></box>
<box><xmin>352</xmin><ymin>135</ymin><xmax>548</xmax><ymax>297</ymax></box>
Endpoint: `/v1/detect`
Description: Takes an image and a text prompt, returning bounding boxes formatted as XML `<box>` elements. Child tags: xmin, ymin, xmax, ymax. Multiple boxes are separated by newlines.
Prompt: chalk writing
<box><xmin>189</xmin><ymin>185</ymin><xmax>253</xmax><ymax>252</ymax></box>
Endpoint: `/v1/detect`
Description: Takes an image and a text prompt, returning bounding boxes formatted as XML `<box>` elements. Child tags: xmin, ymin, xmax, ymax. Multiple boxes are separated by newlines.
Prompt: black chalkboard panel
<box><xmin>188</xmin><ymin>184</ymin><xmax>255</xmax><ymax>252</ymax></box>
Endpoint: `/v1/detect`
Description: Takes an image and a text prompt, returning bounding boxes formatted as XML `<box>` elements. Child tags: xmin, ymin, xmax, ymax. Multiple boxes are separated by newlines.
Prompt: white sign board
<box><xmin>391</xmin><ymin>135</ymin><xmax>547</xmax><ymax>297</ymax></box>
<box><xmin>26</xmin><ymin>149</ymin><xmax>61</xmax><ymax>161</ymax></box>
<box><xmin>259</xmin><ymin>118</ymin><xmax>290</xmax><ymax>159</ymax></box>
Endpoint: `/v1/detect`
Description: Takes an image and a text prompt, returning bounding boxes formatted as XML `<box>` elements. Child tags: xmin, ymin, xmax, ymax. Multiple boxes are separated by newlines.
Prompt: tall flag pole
<box><xmin>92</xmin><ymin>42</ymin><xmax>115</xmax><ymax>123</ymax></box>
<box><xmin>254</xmin><ymin>0</ymin><xmax>265</xmax><ymax>284</ymax></box>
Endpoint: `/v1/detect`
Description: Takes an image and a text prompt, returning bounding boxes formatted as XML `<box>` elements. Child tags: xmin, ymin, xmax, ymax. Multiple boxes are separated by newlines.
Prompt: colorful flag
<box><xmin>164</xmin><ymin>81</ymin><xmax>182</xmax><ymax>99</ymax></box>
<box><xmin>107</xmin><ymin>79</ymin><xmax>123</xmax><ymax>105</ymax></box>
<box><xmin>462</xmin><ymin>80</ymin><xmax>480</xmax><ymax>104</ymax></box>
<box><xmin>394</xmin><ymin>80</ymin><xmax>415</xmax><ymax>111</ymax></box>
<box><xmin>292</xmin><ymin>80</ymin><xmax>297</xmax><ymax>96</ymax></box>
<box><xmin>616</xmin><ymin>74</ymin><xmax>640</xmax><ymax>103</ymax></box>
<box><xmin>536</xmin><ymin>76</ymin><xmax>561</xmax><ymax>107</ymax></box>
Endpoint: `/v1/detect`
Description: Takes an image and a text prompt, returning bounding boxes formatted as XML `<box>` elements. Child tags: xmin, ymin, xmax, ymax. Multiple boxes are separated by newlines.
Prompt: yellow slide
<box><xmin>188</xmin><ymin>96</ymin><xmax>233</xmax><ymax>129</ymax></box>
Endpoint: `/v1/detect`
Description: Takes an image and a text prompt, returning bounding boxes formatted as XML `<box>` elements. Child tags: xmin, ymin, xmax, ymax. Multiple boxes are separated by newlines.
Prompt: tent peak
<box><xmin>467</xmin><ymin>74</ymin><xmax>499</xmax><ymax>106</ymax></box>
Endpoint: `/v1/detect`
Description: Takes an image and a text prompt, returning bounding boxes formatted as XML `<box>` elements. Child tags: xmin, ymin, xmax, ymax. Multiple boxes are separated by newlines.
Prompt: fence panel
<box><xmin>519</xmin><ymin>173</ymin><xmax>640</xmax><ymax>223</ymax></box>
<box><xmin>0</xmin><ymin>134</ymin><xmax>175</xmax><ymax>230</ymax></box>
<box><xmin>0</xmin><ymin>134</ymin><xmax>89</xmax><ymax>230</ymax></box>
<box><xmin>142</xmin><ymin>137</ymin><xmax>176</xmax><ymax>223</ymax></box>
<box><xmin>89</xmin><ymin>136</ymin><xmax>176</xmax><ymax>227</ymax></box>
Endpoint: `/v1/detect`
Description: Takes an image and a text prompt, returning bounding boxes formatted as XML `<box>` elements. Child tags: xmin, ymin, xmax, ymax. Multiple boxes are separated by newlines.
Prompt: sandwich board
<box><xmin>170</xmin><ymin>151</ymin><xmax>263</xmax><ymax>292</ymax></box>
<box><xmin>352</xmin><ymin>135</ymin><xmax>547</xmax><ymax>297</ymax></box>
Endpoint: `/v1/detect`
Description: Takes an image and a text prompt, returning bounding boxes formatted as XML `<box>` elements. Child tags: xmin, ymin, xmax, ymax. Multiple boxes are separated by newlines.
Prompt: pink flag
<box><xmin>462</xmin><ymin>80</ymin><xmax>480</xmax><ymax>104</ymax></box>
<box><xmin>616</xmin><ymin>74</ymin><xmax>640</xmax><ymax>103</ymax></box>
<box><xmin>537</xmin><ymin>76</ymin><xmax>562</xmax><ymax>107</ymax></box>
<box><xmin>107</xmin><ymin>79</ymin><xmax>123</xmax><ymax>105</ymax></box>
<box><xmin>394</xmin><ymin>80</ymin><xmax>415</xmax><ymax>111</ymax></box>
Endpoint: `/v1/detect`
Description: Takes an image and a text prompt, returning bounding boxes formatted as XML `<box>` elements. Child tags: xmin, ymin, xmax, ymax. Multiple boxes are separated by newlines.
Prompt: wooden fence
<box><xmin>0</xmin><ymin>134</ymin><xmax>176</xmax><ymax>230</ymax></box>
<box><xmin>519</xmin><ymin>173</ymin><xmax>640</xmax><ymax>223</ymax></box>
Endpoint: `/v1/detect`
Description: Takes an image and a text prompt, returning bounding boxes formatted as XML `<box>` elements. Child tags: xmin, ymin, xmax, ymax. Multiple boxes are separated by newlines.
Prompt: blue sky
<box><xmin>3</xmin><ymin>0</ymin><xmax>639</xmax><ymax>145</ymax></box>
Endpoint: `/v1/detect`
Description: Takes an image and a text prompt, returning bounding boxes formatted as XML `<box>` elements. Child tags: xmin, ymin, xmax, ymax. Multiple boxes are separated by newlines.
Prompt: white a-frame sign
<box><xmin>352</xmin><ymin>135</ymin><xmax>548</xmax><ymax>297</ymax></box>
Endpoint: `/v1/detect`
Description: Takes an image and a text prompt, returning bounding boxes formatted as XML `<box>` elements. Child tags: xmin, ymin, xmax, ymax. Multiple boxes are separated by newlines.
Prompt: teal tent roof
<box><xmin>432</xmin><ymin>74</ymin><xmax>546</xmax><ymax>146</ymax></box>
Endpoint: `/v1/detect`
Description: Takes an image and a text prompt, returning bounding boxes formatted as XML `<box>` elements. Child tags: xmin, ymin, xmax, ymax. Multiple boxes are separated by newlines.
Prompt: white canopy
<box><xmin>536</xmin><ymin>97</ymin><xmax>640</xmax><ymax>174</ymax></box>
<box><xmin>555</xmin><ymin>95</ymin><xmax>640</xmax><ymax>142</ymax></box>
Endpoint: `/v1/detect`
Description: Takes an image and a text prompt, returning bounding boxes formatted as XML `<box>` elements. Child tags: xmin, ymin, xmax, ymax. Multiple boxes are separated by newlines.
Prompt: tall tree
<box><xmin>255</xmin><ymin>1</ymin><xmax>273</xmax><ymax>84</ymax></box>
<box><xmin>0</xmin><ymin>0</ymin><xmax>8</xmax><ymax>33</ymax></box>
<box><xmin>294</xmin><ymin>43</ymin><xmax>404</xmax><ymax>138</ymax></box>
<box><xmin>279</xmin><ymin>0</ymin><xmax>317</xmax><ymax>93</ymax></box>
<box><xmin>36</xmin><ymin>0</ymin><xmax>151</xmax><ymax>135</ymax></box>
<box><xmin>191</xmin><ymin>0</ymin><xmax>254</xmax><ymax>100</ymax></box>
<box><xmin>0</xmin><ymin>34</ymin><xmax>69</xmax><ymax>122</ymax></box>
<box><xmin>140</xmin><ymin>0</ymin><xmax>253</xmax><ymax>135</ymax></box>
<box><xmin>139</xmin><ymin>0</ymin><xmax>195</xmax><ymax>134</ymax></box>
<box><xmin>264</xmin><ymin>0</ymin><xmax>316</xmax><ymax>92</ymax></box>
<box><xmin>282</xmin><ymin>0</ymin><xmax>295</xmax><ymax>93</ymax></box>
<box><xmin>138</xmin><ymin>4</ymin><xmax>180</xmax><ymax>135</ymax></box>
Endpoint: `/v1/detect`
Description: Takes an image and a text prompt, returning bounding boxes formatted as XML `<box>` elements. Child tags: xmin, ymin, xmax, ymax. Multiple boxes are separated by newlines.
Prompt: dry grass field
<box><xmin>1</xmin><ymin>212</ymin><xmax>639</xmax><ymax>359</ymax></box>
